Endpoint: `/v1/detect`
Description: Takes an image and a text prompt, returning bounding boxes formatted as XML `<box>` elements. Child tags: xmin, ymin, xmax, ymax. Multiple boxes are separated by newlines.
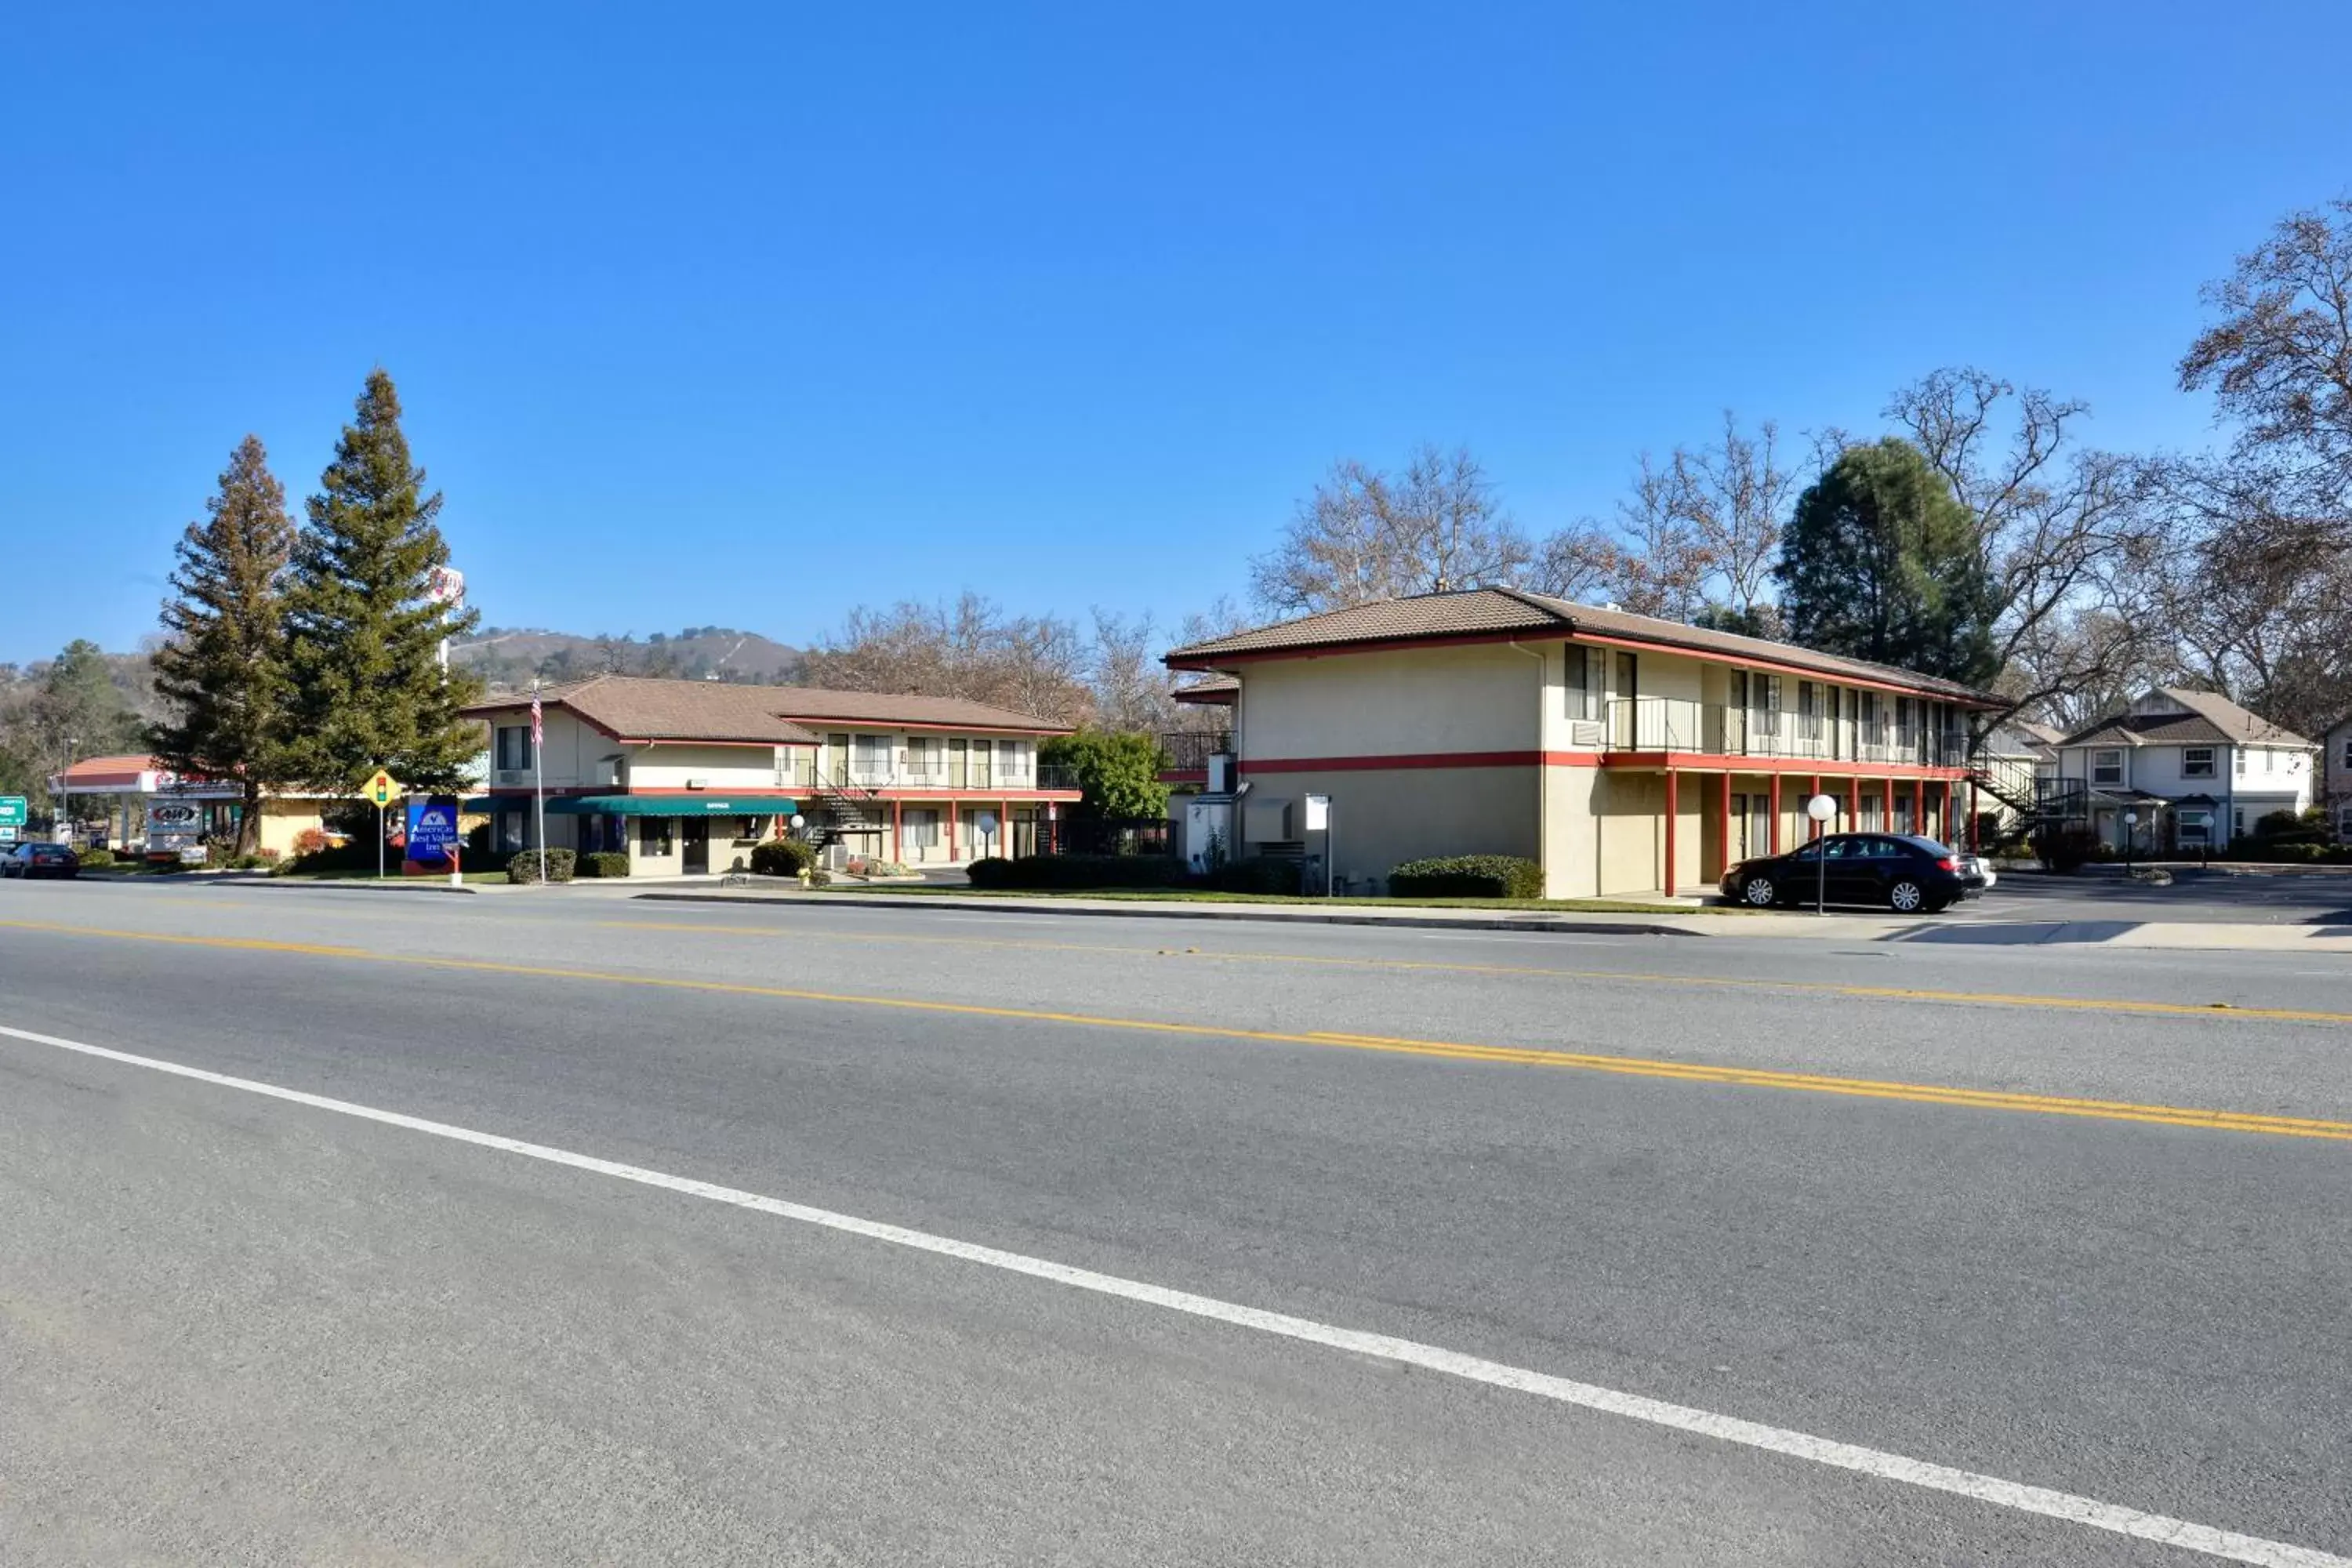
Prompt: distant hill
<box><xmin>452</xmin><ymin>626</ymin><xmax>805</xmax><ymax>692</ymax></box>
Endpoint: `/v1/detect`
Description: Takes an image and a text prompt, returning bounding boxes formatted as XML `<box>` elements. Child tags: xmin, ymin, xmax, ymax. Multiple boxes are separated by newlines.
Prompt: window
<box><xmin>852</xmin><ymin>733</ymin><xmax>890</xmax><ymax>783</ymax></box>
<box><xmin>2183</xmin><ymin>747</ymin><xmax>2215</xmax><ymax>779</ymax></box>
<box><xmin>1755</xmin><ymin>674</ymin><xmax>1782</xmax><ymax>736</ymax></box>
<box><xmin>2341</xmin><ymin>738</ymin><xmax>2352</xmax><ymax>771</ymax></box>
<box><xmin>495</xmin><ymin>809</ymin><xmax>528</xmax><ymax>853</ymax></box>
<box><xmin>969</xmin><ymin>738</ymin><xmax>993</xmax><ymax>788</ymax></box>
<box><xmin>905</xmin><ymin>735</ymin><xmax>943</xmax><ymax>782</ymax></box>
<box><xmin>2339</xmin><ymin>804</ymin><xmax>2352</xmax><ymax>840</ymax></box>
<box><xmin>948</xmin><ymin>737</ymin><xmax>968</xmax><ymax>788</ymax></box>
<box><xmin>2091</xmin><ymin>749</ymin><xmax>2123</xmax><ymax>786</ymax></box>
<box><xmin>1565</xmin><ymin>645</ymin><xmax>1596</xmax><ymax>720</ymax></box>
<box><xmin>2234</xmin><ymin>808</ymin><xmax>2246</xmax><ymax>837</ymax></box>
<box><xmin>2263</xmin><ymin>748</ymin><xmax>2275</xmax><ymax>773</ymax></box>
<box><xmin>2177</xmin><ymin>810</ymin><xmax>2212</xmax><ymax>845</ymax></box>
<box><xmin>903</xmin><ymin>808</ymin><xmax>940</xmax><ymax>851</ymax></box>
<box><xmin>639</xmin><ymin>819</ymin><xmax>673</xmax><ymax>856</ymax></box>
<box><xmin>495</xmin><ymin>724</ymin><xmax>534</xmax><ymax>771</ymax></box>
<box><xmin>2234</xmin><ymin>748</ymin><xmax>2246</xmax><ymax>778</ymax></box>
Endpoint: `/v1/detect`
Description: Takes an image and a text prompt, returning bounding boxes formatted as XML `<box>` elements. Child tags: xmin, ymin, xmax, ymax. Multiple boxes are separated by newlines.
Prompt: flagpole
<box><xmin>532</xmin><ymin>680</ymin><xmax>546</xmax><ymax>886</ymax></box>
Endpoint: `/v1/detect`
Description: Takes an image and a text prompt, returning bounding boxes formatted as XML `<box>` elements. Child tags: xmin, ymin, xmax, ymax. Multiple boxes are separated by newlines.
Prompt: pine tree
<box><xmin>150</xmin><ymin>436</ymin><xmax>296</xmax><ymax>855</ymax></box>
<box><xmin>1775</xmin><ymin>437</ymin><xmax>2000</xmax><ymax>686</ymax></box>
<box><xmin>281</xmin><ymin>369</ymin><xmax>484</xmax><ymax>793</ymax></box>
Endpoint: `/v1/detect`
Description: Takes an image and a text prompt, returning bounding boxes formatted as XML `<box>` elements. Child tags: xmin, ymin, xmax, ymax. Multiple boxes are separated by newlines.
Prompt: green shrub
<box><xmin>1387</xmin><ymin>855</ymin><xmax>1544</xmax><ymax>899</ymax></box>
<box><xmin>806</xmin><ymin>867</ymin><xmax>833</xmax><ymax>887</ymax></box>
<box><xmin>2031</xmin><ymin>826</ymin><xmax>2098</xmax><ymax>873</ymax></box>
<box><xmin>506</xmin><ymin>848</ymin><xmax>576</xmax><ymax>884</ymax></box>
<box><xmin>577</xmin><ymin>851</ymin><xmax>631</xmax><ymax>879</ymax></box>
<box><xmin>966</xmin><ymin>856</ymin><xmax>1014</xmax><ymax>887</ymax></box>
<box><xmin>76</xmin><ymin>847</ymin><xmax>116</xmax><ymax>869</ymax></box>
<box><xmin>750</xmin><ymin>838</ymin><xmax>815</xmax><ymax>877</ymax></box>
<box><xmin>2252</xmin><ymin>808</ymin><xmax>2303</xmax><ymax>838</ymax></box>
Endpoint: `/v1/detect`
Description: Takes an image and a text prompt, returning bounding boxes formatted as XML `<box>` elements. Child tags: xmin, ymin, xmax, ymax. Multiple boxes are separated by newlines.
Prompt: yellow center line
<box><xmin>591</xmin><ymin>918</ymin><xmax>2352</xmax><ymax>1027</ymax></box>
<box><xmin>4</xmin><ymin>917</ymin><xmax>2348</xmax><ymax>1144</ymax></box>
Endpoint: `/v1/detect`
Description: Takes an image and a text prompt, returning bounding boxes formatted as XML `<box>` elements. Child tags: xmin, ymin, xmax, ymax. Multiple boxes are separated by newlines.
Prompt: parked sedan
<box><xmin>1720</xmin><ymin>833</ymin><xmax>1979</xmax><ymax>913</ymax></box>
<box><xmin>1</xmin><ymin>842</ymin><xmax>81</xmax><ymax>880</ymax></box>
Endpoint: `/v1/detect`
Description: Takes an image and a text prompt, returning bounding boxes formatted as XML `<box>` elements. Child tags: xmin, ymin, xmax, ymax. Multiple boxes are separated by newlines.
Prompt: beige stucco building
<box><xmin>1165</xmin><ymin>588</ymin><xmax>2002</xmax><ymax>898</ymax></box>
<box><xmin>463</xmin><ymin>677</ymin><xmax>1080</xmax><ymax>877</ymax></box>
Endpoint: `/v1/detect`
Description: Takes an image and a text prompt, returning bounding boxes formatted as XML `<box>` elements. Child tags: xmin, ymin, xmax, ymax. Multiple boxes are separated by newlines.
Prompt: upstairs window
<box><xmin>495</xmin><ymin>724</ymin><xmax>534</xmax><ymax>771</ymax></box>
<box><xmin>2235</xmin><ymin>749</ymin><xmax>2247</xmax><ymax>777</ymax></box>
<box><xmin>2182</xmin><ymin>747</ymin><xmax>2215</xmax><ymax>779</ymax></box>
<box><xmin>2092</xmin><ymin>749</ymin><xmax>2123</xmax><ymax>786</ymax></box>
<box><xmin>1564</xmin><ymin>645</ymin><xmax>1597</xmax><ymax>720</ymax></box>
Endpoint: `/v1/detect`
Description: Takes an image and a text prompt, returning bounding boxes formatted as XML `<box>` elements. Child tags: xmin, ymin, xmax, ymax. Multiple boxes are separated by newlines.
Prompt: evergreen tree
<box><xmin>281</xmin><ymin>369</ymin><xmax>484</xmax><ymax>792</ymax></box>
<box><xmin>1774</xmin><ymin>437</ymin><xmax>2000</xmax><ymax>685</ymax></box>
<box><xmin>149</xmin><ymin>435</ymin><xmax>296</xmax><ymax>855</ymax></box>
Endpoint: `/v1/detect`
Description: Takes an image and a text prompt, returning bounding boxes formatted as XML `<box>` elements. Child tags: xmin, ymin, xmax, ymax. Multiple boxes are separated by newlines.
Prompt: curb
<box><xmin>171</xmin><ymin>873</ymin><xmax>480</xmax><ymax>895</ymax></box>
<box><xmin>631</xmin><ymin>890</ymin><xmax>1703</xmax><ymax>937</ymax></box>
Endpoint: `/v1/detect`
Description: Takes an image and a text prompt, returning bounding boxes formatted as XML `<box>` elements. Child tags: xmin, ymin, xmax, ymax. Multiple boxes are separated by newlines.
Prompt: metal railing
<box><xmin>1159</xmin><ymin>730</ymin><xmax>1234</xmax><ymax>771</ymax></box>
<box><xmin>1602</xmin><ymin>698</ymin><xmax>1969</xmax><ymax>766</ymax></box>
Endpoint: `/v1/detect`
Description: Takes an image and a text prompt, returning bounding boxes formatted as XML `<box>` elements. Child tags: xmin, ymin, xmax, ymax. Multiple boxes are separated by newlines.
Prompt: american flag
<box><xmin>531</xmin><ymin>688</ymin><xmax>543</xmax><ymax>747</ymax></box>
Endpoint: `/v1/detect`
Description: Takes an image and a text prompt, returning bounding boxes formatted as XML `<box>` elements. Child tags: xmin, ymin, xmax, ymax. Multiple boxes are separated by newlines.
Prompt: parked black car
<box><xmin>1720</xmin><ymin>833</ymin><xmax>1980</xmax><ymax>913</ymax></box>
<box><xmin>1</xmin><ymin>841</ymin><xmax>81</xmax><ymax>880</ymax></box>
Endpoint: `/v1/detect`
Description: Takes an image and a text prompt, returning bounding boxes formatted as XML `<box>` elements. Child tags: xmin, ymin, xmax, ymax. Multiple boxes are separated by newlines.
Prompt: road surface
<box><xmin>3</xmin><ymin>879</ymin><xmax>2347</xmax><ymax>1566</ymax></box>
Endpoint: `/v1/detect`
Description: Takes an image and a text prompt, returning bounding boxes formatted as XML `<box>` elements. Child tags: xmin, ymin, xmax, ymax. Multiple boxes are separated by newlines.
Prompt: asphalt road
<box><xmin>3</xmin><ymin>880</ymin><xmax>2349</xmax><ymax>1566</ymax></box>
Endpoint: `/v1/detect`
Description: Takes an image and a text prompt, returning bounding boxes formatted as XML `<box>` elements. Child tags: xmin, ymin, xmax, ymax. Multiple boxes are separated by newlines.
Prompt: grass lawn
<box><xmin>264</xmin><ymin>867</ymin><xmax>511</xmax><ymax>884</ymax></box>
<box><xmin>811</xmin><ymin>884</ymin><xmax>1718</xmax><ymax>915</ymax></box>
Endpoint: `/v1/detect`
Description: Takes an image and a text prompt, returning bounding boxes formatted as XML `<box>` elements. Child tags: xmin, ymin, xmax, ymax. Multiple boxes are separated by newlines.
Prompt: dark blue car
<box><xmin>1720</xmin><ymin>833</ymin><xmax>1980</xmax><ymax>913</ymax></box>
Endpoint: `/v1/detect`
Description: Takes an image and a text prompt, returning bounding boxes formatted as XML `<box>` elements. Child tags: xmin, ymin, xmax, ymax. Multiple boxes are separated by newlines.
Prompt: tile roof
<box><xmin>2060</xmin><ymin>688</ymin><xmax>2312</xmax><ymax>750</ymax></box>
<box><xmin>60</xmin><ymin>753</ymin><xmax>163</xmax><ymax>782</ymax></box>
<box><xmin>1164</xmin><ymin>586</ymin><xmax>1999</xmax><ymax>702</ymax></box>
<box><xmin>464</xmin><ymin>675</ymin><xmax>1071</xmax><ymax>742</ymax></box>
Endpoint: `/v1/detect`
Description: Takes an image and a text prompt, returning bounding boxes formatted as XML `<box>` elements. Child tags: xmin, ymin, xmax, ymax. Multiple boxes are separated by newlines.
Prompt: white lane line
<box><xmin>1412</xmin><ymin>932</ymin><xmax>1624</xmax><ymax>946</ymax></box>
<box><xmin>0</xmin><ymin>1021</ymin><xmax>2339</xmax><ymax>1568</ymax></box>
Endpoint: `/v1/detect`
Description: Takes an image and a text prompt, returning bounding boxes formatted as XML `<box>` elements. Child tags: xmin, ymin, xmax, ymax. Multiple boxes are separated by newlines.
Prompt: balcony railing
<box><xmin>1159</xmin><ymin>730</ymin><xmax>1234</xmax><ymax>771</ymax></box>
<box><xmin>1602</xmin><ymin>698</ymin><xmax>1969</xmax><ymax>767</ymax></box>
<box><xmin>801</xmin><ymin>760</ymin><xmax>1077</xmax><ymax>793</ymax></box>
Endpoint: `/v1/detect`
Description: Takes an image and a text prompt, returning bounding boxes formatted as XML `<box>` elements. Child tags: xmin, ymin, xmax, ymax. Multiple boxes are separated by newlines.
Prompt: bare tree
<box><xmin>800</xmin><ymin>593</ymin><xmax>1094</xmax><ymax>725</ymax></box>
<box><xmin>1530</xmin><ymin>415</ymin><xmax>1790</xmax><ymax>630</ymax></box>
<box><xmin>1250</xmin><ymin>445</ymin><xmax>1532</xmax><ymax>615</ymax></box>
<box><xmin>2179</xmin><ymin>197</ymin><xmax>2352</xmax><ymax>510</ymax></box>
<box><xmin>1887</xmin><ymin>368</ymin><xmax>2172</xmax><ymax>724</ymax></box>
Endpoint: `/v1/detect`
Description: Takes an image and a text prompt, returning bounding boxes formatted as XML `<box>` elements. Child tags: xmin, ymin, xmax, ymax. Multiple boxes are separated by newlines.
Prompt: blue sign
<box><xmin>405</xmin><ymin>797</ymin><xmax>462</xmax><ymax>866</ymax></box>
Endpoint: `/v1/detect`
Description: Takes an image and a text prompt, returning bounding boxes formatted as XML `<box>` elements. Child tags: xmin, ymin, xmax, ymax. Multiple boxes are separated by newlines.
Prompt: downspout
<box><xmin>1509</xmin><ymin>641</ymin><xmax>1551</xmax><ymax>893</ymax></box>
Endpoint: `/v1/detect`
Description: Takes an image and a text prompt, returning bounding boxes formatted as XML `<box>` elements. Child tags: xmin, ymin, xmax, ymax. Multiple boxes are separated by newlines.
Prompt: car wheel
<box><xmin>1888</xmin><ymin>879</ymin><xmax>1926</xmax><ymax>913</ymax></box>
<box><xmin>1742</xmin><ymin>876</ymin><xmax>1777</xmax><ymax>906</ymax></box>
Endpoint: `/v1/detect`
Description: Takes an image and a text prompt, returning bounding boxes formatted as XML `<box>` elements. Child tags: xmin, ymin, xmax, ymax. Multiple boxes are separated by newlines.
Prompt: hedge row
<box><xmin>1386</xmin><ymin>855</ymin><xmax>1544</xmax><ymax>899</ymax></box>
<box><xmin>576</xmin><ymin>851</ymin><xmax>630</xmax><ymax>879</ymax></box>
<box><xmin>967</xmin><ymin>854</ymin><xmax>1190</xmax><ymax>890</ymax></box>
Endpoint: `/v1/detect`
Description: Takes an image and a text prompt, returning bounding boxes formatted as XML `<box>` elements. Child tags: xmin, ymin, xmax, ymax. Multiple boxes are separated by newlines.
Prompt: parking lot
<box><xmin>1912</xmin><ymin>866</ymin><xmax>2352</xmax><ymax>935</ymax></box>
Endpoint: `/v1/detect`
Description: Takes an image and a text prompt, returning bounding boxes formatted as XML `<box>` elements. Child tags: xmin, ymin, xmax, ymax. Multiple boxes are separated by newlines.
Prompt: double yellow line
<box><xmin>5</xmin><ymin>918</ymin><xmax>2350</xmax><ymax>1143</ymax></box>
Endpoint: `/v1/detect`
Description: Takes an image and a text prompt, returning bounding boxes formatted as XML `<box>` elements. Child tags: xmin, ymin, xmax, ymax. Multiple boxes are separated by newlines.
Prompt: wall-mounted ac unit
<box><xmin>684</xmin><ymin>776</ymin><xmax>710</xmax><ymax>789</ymax></box>
<box><xmin>1568</xmin><ymin>720</ymin><xmax>1604</xmax><ymax>748</ymax></box>
<box><xmin>492</xmin><ymin>769</ymin><xmax>531</xmax><ymax>787</ymax></box>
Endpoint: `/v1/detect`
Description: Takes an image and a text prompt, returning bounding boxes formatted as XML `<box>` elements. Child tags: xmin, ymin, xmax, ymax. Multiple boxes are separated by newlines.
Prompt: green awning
<box><xmin>542</xmin><ymin>794</ymin><xmax>795</xmax><ymax>817</ymax></box>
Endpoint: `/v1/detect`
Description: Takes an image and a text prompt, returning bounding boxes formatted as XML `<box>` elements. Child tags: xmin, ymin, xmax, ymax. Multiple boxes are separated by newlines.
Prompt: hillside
<box><xmin>450</xmin><ymin>626</ymin><xmax>805</xmax><ymax>692</ymax></box>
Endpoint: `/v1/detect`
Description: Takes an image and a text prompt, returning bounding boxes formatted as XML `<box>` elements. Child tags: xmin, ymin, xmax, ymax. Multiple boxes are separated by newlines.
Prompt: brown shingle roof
<box><xmin>2060</xmin><ymin>688</ymin><xmax>2312</xmax><ymax>750</ymax></box>
<box><xmin>463</xmin><ymin>675</ymin><xmax>1070</xmax><ymax>742</ymax></box>
<box><xmin>1165</xmin><ymin>586</ymin><xmax>1998</xmax><ymax>703</ymax></box>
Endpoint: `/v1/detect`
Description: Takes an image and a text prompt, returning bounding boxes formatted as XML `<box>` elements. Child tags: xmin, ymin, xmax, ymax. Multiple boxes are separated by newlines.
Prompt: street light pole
<box><xmin>1806</xmin><ymin>793</ymin><xmax>1836</xmax><ymax>916</ymax></box>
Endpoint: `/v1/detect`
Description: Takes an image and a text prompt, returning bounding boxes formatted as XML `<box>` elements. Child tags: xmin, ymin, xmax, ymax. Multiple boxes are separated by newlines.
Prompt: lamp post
<box><xmin>2123</xmin><ymin>810</ymin><xmax>2139</xmax><ymax>874</ymax></box>
<box><xmin>1806</xmin><ymin>793</ymin><xmax>1837</xmax><ymax>916</ymax></box>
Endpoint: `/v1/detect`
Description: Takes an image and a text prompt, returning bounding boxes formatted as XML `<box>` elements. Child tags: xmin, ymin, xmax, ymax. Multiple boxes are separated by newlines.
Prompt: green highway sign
<box><xmin>0</xmin><ymin>796</ymin><xmax>26</xmax><ymax>828</ymax></box>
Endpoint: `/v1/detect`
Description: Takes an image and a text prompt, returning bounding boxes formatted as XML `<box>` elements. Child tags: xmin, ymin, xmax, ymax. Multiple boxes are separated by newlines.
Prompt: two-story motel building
<box><xmin>463</xmin><ymin>676</ymin><xmax>1080</xmax><ymax>877</ymax></box>
<box><xmin>1164</xmin><ymin>586</ymin><xmax>2003</xmax><ymax>898</ymax></box>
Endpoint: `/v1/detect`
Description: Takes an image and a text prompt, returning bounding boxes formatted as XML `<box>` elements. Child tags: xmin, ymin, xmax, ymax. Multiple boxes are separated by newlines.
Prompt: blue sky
<box><xmin>5</xmin><ymin>2</ymin><xmax>2347</xmax><ymax>665</ymax></box>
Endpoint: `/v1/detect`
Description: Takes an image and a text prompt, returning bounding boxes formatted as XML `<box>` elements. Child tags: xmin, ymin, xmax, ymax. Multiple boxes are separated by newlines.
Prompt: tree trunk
<box><xmin>238</xmin><ymin>780</ymin><xmax>263</xmax><ymax>858</ymax></box>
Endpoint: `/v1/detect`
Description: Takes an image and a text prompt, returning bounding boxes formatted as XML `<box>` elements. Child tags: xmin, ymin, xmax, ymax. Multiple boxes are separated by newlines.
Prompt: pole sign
<box><xmin>405</xmin><ymin>797</ymin><xmax>461</xmax><ymax>868</ymax></box>
<box><xmin>364</xmin><ymin>770</ymin><xmax>398</xmax><ymax>808</ymax></box>
<box><xmin>0</xmin><ymin>796</ymin><xmax>25</xmax><ymax>829</ymax></box>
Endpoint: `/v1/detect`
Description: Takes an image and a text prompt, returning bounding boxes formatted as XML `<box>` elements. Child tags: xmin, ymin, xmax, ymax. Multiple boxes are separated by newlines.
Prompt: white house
<box><xmin>2053</xmin><ymin>688</ymin><xmax>2314</xmax><ymax>853</ymax></box>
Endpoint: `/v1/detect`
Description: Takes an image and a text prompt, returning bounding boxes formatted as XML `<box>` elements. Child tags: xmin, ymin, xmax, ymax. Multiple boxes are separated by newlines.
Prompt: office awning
<box><xmin>542</xmin><ymin>794</ymin><xmax>795</xmax><ymax>817</ymax></box>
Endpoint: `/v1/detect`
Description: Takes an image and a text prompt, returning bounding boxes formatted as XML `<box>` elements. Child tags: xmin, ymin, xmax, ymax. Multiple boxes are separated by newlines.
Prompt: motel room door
<box><xmin>680</xmin><ymin>818</ymin><xmax>710</xmax><ymax>874</ymax></box>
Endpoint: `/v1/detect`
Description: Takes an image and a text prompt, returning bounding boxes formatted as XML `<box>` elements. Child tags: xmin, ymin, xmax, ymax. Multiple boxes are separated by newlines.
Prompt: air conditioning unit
<box><xmin>492</xmin><ymin>769</ymin><xmax>530</xmax><ymax>786</ymax></box>
<box><xmin>684</xmin><ymin>777</ymin><xmax>710</xmax><ymax>789</ymax></box>
<box><xmin>1568</xmin><ymin>720</ymin><xmax>1604</xmax><ymax>748</ymax></box>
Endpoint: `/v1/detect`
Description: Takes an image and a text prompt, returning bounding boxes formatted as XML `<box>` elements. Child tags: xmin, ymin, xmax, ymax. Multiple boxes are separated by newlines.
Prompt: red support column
<box><xmin>1718</xmin><ymin>770</ymin><xmax>1732</xmax><ymax>877</ymax></box>
<box><xmin>1000</xmin><ymin>799</ymin><xmax>1011</xmax><ymax>861</ymax></box>
<box><xmin>1809</xmin><ymin>774</ymin><xmax>1823</xmax><ymax>840</ymax></box>
<box><xmin>947</xmin><ymin>804</ymin><xmax>958</xmax><ymax>861</ymax></box>
<box><xmin>1913</xmin><ymin>776</ymin><xmax>1925</xmax><ymax>839</ymax></box>
<box><xmin>1664</xmin><ymin>768</ymin><xmax>1679</xmax><ymax>896</ymax></box>
<box><xmin>1769</xmin><ymin>772</ymin><xmax>1783</xmax><ymax>853</ymax></box>
<box><xmin>891</xmin><ymin>798</ymin><xmax>903</xmax><ymax>862</ymax></box>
